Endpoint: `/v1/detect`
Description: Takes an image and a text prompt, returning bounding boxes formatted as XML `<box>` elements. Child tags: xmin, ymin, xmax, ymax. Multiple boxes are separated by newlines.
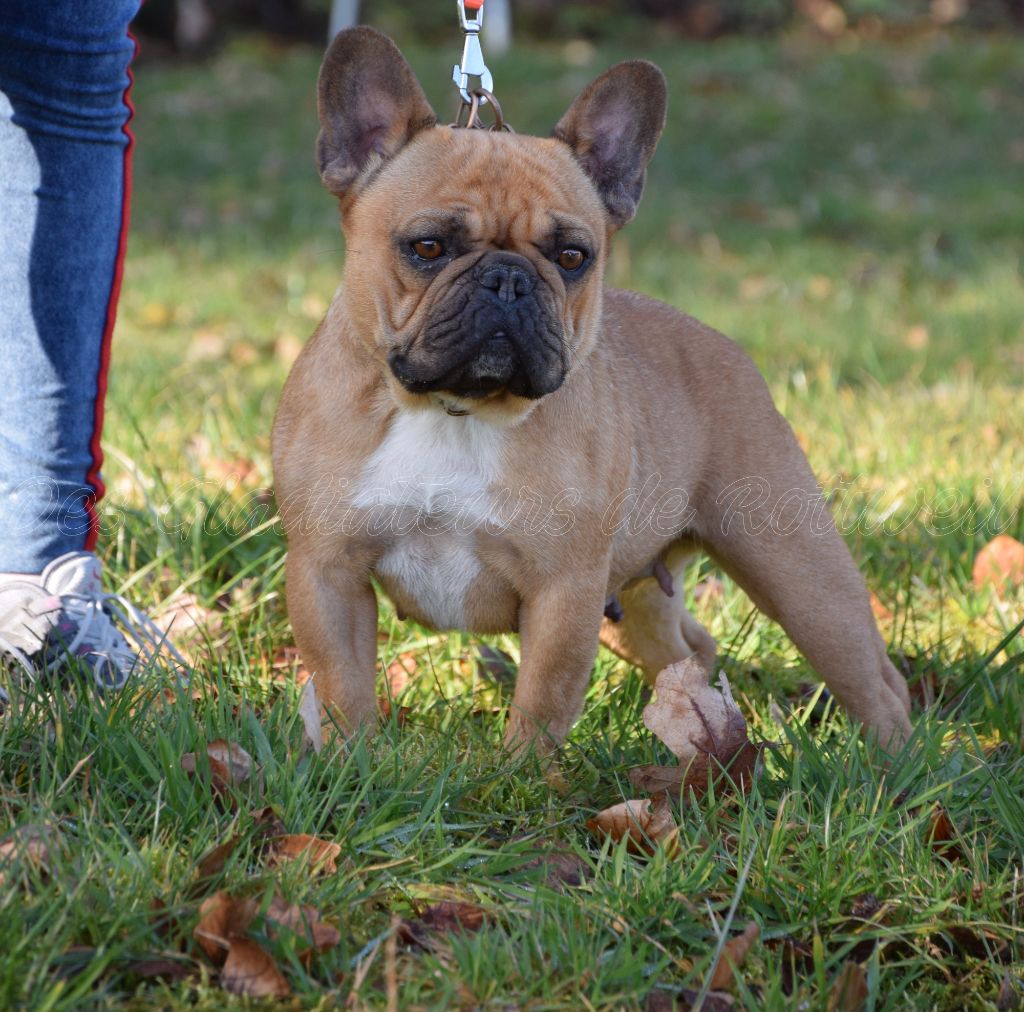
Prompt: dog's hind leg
<box><xmin>600</xmin><ymin>543</ymin><xmax>716</xmax><ymax>681</ymax></box>
<box><xmin>698</xmin><ymin>440</ymin><xmax>912</xmax><ymax>750</ymax></box>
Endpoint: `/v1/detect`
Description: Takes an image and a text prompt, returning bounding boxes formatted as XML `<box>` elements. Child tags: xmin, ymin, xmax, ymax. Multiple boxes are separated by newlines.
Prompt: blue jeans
<box><xmin>0</xmin><ymin>1</ymin><xmax>140</xmax><ymax>572</ymax></box>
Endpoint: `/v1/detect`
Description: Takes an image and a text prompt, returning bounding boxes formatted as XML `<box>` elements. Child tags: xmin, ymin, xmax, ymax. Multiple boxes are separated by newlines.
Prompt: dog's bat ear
<box><xmin>553</xmin><ymin>61</ymin><xmax>667</xmax><ymax>228</ymax></box>
<box><xmin>316</xmin><ymin>27</ymin><xmax>437</xmax><ymax>200</ymax></box>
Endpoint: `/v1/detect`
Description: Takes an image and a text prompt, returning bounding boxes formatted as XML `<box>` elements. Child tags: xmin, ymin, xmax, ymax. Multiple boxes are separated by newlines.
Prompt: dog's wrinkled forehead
<box><xmin>348</xmin><ymin>128</ymin><xmax>608</xmax><ymax>246</ymax></box>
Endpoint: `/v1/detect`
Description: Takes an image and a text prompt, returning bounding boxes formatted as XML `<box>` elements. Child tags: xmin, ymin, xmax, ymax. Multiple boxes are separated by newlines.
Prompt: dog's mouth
<box><xmin>387</xmin><ymin>332</ymin><xmax>565</xmax><ymax>403</ymax></box>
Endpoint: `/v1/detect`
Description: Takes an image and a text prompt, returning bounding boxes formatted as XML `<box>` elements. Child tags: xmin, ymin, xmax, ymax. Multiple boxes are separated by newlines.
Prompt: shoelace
<box><xmin>0</xmin><ymin>585</ymin><xmax>189</xmax><ymax>692</ymax></box>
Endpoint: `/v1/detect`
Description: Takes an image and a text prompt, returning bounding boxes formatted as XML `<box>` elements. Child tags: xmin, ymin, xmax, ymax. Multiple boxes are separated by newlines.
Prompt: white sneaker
<box><xmin>0</xmin><ymin>551</ymin><xmax>188</xmax><ymax>703</ymax></box>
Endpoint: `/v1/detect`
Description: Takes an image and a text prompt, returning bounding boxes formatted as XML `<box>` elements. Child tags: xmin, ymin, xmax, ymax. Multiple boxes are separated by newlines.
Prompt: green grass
<box><xmin>2</xmin><ymin>27</ymin><xmax>1024</xmax><ymax>1010</ymax></box>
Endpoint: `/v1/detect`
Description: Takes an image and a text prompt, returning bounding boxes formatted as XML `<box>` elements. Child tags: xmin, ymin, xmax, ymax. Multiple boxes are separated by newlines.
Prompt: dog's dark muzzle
<box><xmin>388</xmin><ymin>253</ymin><xmax>567</xmax><ymax>401</ymax></box>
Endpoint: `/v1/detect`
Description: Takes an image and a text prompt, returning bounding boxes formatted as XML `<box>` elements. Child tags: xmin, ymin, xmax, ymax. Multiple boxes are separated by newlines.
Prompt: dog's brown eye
<box><xmin>557</xmin><ymin>248</ymin><xmax>586</xmax><ymax>271</ymax></box>
<box><xmin>412</xmin><ymin>239</ymin><xmax>444</xmax><ymax>260</ymax></box>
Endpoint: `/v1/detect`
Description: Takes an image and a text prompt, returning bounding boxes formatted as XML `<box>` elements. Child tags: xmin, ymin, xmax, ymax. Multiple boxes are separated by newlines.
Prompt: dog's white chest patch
<box><xmin>353</xmin><ymin>409</ymin><xmax>505</xmax><ymax>629</ymax></box>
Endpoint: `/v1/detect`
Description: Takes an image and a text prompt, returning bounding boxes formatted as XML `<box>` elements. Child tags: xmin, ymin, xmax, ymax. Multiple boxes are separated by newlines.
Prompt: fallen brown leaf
<box><xmin>251</xmin><ymin>805</ymin><xmax>288</xmax><ymax>841</ymax></box>
<box><xmin>270</xmin><ymin>834</ymin><xmax>341</xmax><ymax>874</ymax></box>
<box><xmin>127</xmin><ymin>957</ymin><xmax>197</xmax><ymax>983</ymax></box>
<box><xmin>265</xmin><ymin>895</ymin><xmax>341</xmax><ymax>958</ymax></box>
<box><xmin>207</xmin><ymin>740</ymin><xmax>254</xmax><ymax>783</ymax></box>
<box><xmin>398</xmin><ymin>900</ymin><xmax>490</xmax><ymax>950</ymax></box>
<box><xmin>193</xmin><ymin>891</ymin><xmax>258</xmax><ymax>963</ymax></box>
<box><xmin>0</xmin><ymin>824</ymin><xmax>54</xmax><ymax>887</ymax></box>
<box><xmin>270</xmin><ymin>645</ymin><xmax>311</xmax><ymax>684</ymax></box>
<box><xmin>928</xmin><ymin>805</ymin><xmax>965</xmax><ymax>862</ymax></box>
<box><xmin>632</xmin><ymin>660</ymin><xmax>769</xmax><ymax>799</ymax></box>
<box><xmin>384</xmin><ymin>651</ymin><xmax>418</xmax><ymax>697</ymax></box>
<box><xmin>195</xmin><ymin>835</ymin><xmax>241</xmax><ymax>882</ymax></box>
<box><xmin>220</xmin><ymin>937</ymin><xmax>291</xmax><ymax>998</ymax></box>
<box><xmin>709</xmin><ymin>921</ymin><xmax>760</xmax><ymax>991</ymax></box>
<box><xmin>585</xmin><ymin>794</ymin><xmax>677</xmax><ymax>855</ymax></box>
<box><xmin>149</xmin><ymin>897</ymin><xmax>175</xmax><ymax>940</ymax></box>
<box><xmin>843</xmin><ymin>892</ymin><xmax>888</xmax><ymax>961</ymax></box>
<box><xmin>519</xmin><ymin>849</ymin><xmax>590</xmax><ymax>889</ymax></box>
<box><xmin>628</xmin><ymin>742</ymin><xmax>765</xmax><ymax>799</ymax></box>
<box><xmin>378</xmin><ymin>698</ymin><xmax>412</xmax><ymax>725</ymax></box>
<box><xmin>181</xmin><ymin>739</ymin><xmax>253</xmax><ymax>797</ymax></box>
<box><xmin>154</xmin><ymin>592</ymin><xmax>223</xmax><ymax>646</ymax></box>
<box><xmin>828</xmin><ymin>961</ymin><xmax>868</xmax><ymax>1011</ymax></box>
<box><xmin>868</xmin><ymin>591</ymin><xmax>893</xmax><ymax>622</ymax></box>
<box><xmin>646</xmin><ymin>987</ymin><xmax>736</xmax><ymax>1010</ymax></box>
<box><xmin>643</xmin><ymin>660</ymin><xmax>748</xmax><ymax>761</ymax></box>
<box><xmin>768</xmin><ymin>934</ymin><xmax>815</xmax><ymax>996</ymax></box>
<box><xmin>945</xmin><ymin>923</ymin><xmax>1012</xmax><ymax>963</ymax></box>
<box><xmin>973</xmin><ymin>535</ymin><xmax>1024</xmax><ymax>598</ymax></box>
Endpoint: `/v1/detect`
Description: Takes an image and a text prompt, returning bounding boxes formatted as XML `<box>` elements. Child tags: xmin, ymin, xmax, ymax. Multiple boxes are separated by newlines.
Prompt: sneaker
<box><xmin>0</xmin><ymin>551</ymin><xmax>188</xmax><ymax>700</ymax></box>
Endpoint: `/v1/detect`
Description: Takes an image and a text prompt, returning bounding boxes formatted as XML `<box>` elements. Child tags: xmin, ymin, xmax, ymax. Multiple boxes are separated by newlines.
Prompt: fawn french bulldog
<box><xmin>272</xmin><ymin>27</ymin><xmax>912</xmax><ymax>753</ymax></box>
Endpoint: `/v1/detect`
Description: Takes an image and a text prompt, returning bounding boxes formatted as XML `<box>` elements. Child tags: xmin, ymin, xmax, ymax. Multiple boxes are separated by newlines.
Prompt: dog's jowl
<box><xmin>272</xmin><ymin>27</ymin><xmax>913</xmax><ymax>752</ymax></box>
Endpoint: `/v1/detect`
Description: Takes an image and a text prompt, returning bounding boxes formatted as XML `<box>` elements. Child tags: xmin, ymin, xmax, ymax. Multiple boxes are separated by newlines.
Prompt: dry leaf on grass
<box><xmin>945</xmin><ymin>923</ymin><xmax>1013</xmax><ymax>963</ymax></box>
<box><xmin>153</xmin><ymin>593</ymin><xmax>224</xmax><ymax>648</ymax></box>
<box><xmin>519</xmin><ymin>848</ymin><xmax>591</xmax><ymax>889</ymax></box>
<box><xmin>631</xmin><ymin>659</ymin><xmax>768</xmax><ymax>798</ymax></box>
<box><xmin>646</xmin><ymin>987</ymin><xmax>735</xmax><ymax>1010</ymax></box>
<box><xmin>206</xmin><ymin>740</ymin><xmax>253</xmax><ymax>782</ymax></box>
<box><xmin>195</xmin><ymin>836</ymin><xmax>241</xmax><ymax>882</ymax></box>
<box><xmin>973</xmin><ymin>535</ymin><xmax>1024</xmax><ymax>597</ymax></box>
<box><xmin>709</xmin><ymin>921</ymin><xmax>760</xmax><ymax>991</ymax></box>
<box><xmin>220</xmin><ymin>938</ymin><xmax>291</xmax><ymax>998</ymax></box>
<box><xmin>270</xmin><ymin>834</ymin><xmax>342</xmax><ymax>874</ymax></box>
<box><xmin>0</xmin><ymin>825</ymin><xmax>54</xmax><ymax>887</ymax></box>
<box><xmin>397</xmin><ymin>900</ymin><xmax>490</xmax><ymax>950</ymax></box>
<box><xmin>181</xmin><ymin>739</ymin><xmax>253</xmax><ymax>797</ymax></box>
<box><xmin>127</xmin><ymin>957</ymin><xmax>197</xmax><ymax>983</ymax></box>
<box><xmin>378</xmin><ymin>698</ymin><xmax>412</xmax><ymax>725</ymax></box>
<box><xmin>768</xmin><ymin>934</ymin><xmax>815</xmax><ymax>996</ymax></box>
<box><xmin>250</xmin><ymin>805</ymin><xmax>288</xmax><ymax>840</ymax></box>
<box><xmin>868</xmin><ymin>591</ymin><xmax>893</xmax><ymax>622</ymax></box>
<box><xmin>194</xmin><ymin>891</ymin><xmax>259</xmax><ymax>962</ymax></box>
<box><xmin>194</xmin><ymin>889</ymin><xmax>340</xmax><ymax>996</ymax></box>
<box><xmin>586</xmin><ymin>794</ymin><xmax>678</xmax><ymax>855</ymax></box>
<box><xmin>842</xmin><ymin>893</ymin><xmax>888</xmax><ymax>962</ymax></box>
<box><xmin>298</xmin><ymin>678</ymin><xmax>323</xmax><ymax>755</ymax></box>
<box><xmin>265</xmin><ymin>895</ymin><xmax>341</xmax><ymax>958</ymax></box>
<box><xmin>827</xmin><ymin>961</ymin><xmax>868</xmax><ymax>1011</ymax></box>
<box><xmin>270</xmin><ymin>645</ymin><xmax>311</xmax><ymax>684</ymax></box>
<box><xmin>928</xmin><ymin>805</ymin><xmax>965</xmax><ymax>862</ymax></box>
<box><xmin>384</xmin><ymin>651</ymin><xmax>419</xmax><ymax>697</ymax></box>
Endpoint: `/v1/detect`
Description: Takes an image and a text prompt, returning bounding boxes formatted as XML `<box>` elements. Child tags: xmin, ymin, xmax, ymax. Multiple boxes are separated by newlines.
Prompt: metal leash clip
<box><xmin>452</xmin><ymin>0</ymin><xmax>493</xmax><ymax>105</ymax></box>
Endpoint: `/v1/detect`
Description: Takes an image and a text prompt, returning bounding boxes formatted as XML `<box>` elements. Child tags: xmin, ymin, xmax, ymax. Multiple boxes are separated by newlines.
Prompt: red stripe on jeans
<box><xmin>84</xmin><ymin>29</ymin><xmax>137</xmax><ymax>551</ymax></box>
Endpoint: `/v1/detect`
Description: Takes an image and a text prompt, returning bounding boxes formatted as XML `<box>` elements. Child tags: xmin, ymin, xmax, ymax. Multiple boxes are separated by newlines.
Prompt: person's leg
<box><xmin>0</xmin><ymin>1</ymin><xmax>140</xmax><ymax>573</ymax></box>
<box><xmin>0</xmin><ymin>3</ymin><xmax>186</xmax><ymax>695</ymax></box>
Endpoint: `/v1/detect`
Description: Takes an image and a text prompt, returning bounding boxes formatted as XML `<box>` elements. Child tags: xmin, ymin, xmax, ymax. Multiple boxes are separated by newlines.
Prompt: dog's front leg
<box><xmin>286</xmin><ymin>548</ymin><xmax>379</xmax><ymax>737</ymax></box>
<box><xmin>505</xmin><ymin>574</ymin><xmax>608</xmax><ymax>754</ymax></box>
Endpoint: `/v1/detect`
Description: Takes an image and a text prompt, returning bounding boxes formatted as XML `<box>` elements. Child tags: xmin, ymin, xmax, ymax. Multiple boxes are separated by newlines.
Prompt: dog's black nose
<box><xmin>477</xmin><ymin>256</ymin><xmax>536</xmax><ymax>303</ymax></box>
